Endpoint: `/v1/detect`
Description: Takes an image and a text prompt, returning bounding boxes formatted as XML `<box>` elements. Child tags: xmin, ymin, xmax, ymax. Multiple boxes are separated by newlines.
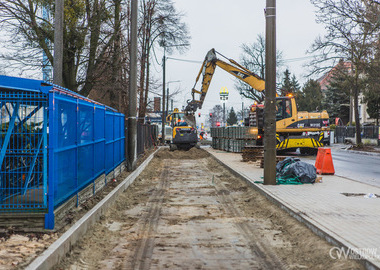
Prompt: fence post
<box><xmin>45</xmin><ymin>92</ymin><xmax>55</xmax><ymax>229</ymax></box>
<box><xmin>43</xmin><ymin>101</ymin><xmax>48</xmax><ymax>207</ymax></box>
<box><xmin>75</xmin><ymin>99</ymin><xmax>79</xmax><ymax>206</ymax></box>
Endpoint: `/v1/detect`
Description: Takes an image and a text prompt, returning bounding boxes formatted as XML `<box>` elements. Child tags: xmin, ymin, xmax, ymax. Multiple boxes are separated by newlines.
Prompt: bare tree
<box><xmin>236</xmin><ymin>34</ymin><xmax>283</xmax><ymax>103</ymax></box>
<box><xmin>0</xmin><ymin>0</ymin><xmax>122</xmax><ymax>96</ymax></box>
<box><xmin>88</xmin><ymin>0</ymin><xmax>130</xmax><ymax>111</ymax></box>
<box><xmin>137</xmin><ymin>0</ymin><xmax>190</xmax><ymax>122</ymax></box>
<box><xmin>309</xmin><ymin>0</ymin><xmax>380</xmax><ymax>146</ymax></box>
<box><xmin>208</xmin><ymin>105</ymin><xmax>223</xmax><ymax>128</ymax></box>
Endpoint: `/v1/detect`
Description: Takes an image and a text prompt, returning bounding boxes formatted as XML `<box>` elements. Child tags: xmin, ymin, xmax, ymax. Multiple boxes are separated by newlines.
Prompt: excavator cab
<box><xmin>276</xmin><ymin>97</ymin><xmax>293</xmax><ymax>121</ymax></box>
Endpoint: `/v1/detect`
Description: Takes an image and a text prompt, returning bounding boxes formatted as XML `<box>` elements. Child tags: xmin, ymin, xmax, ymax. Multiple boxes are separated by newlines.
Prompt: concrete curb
<box><xmin>26</xmin><ymin>149</ymin><xmax>159</xmax><ymax>270</ymax></box>
<box><xmin>207</xmin><ymin>150</ymin><xmax>379</xmax><ymax>270</ymax></box>
<box><xmin>331</xmin><ymin>144</ymin><xmax>380</xmax><ymax>157</ymax></box>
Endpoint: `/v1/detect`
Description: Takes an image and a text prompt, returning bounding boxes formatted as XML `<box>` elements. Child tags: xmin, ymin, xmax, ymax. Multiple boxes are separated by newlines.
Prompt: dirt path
<box><xmin>55</xmin><ymin>148</ymin><xmax>363</xmax><ymax>269</ymax></box>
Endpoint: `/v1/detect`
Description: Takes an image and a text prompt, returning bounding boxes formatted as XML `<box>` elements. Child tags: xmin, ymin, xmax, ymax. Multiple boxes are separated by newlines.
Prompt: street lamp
<box><xmin>166</xmin><ymin>80</ymin><xmax>180</xmax><ymax>116</ymax></box>
<box><xmin>219</xmin><ymin>87</ymin><xmax>229</xmax><ymax>127</ymax></box>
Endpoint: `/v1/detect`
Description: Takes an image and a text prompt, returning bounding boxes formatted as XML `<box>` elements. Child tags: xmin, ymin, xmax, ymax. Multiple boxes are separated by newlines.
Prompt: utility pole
<box><xmin>127</xmin><ymin>0</ymin><xmax>138</xmax><ymax>171</ymax></box>
<box><xmin>161</xmin><ymin>49</ymin><xmax>166</xmax><ymax>144</ymax></box>
<box><xmin>242</xmin><ymin>102</ymin><xmax>244</xmax><ymax>122</ymax></box>
<box><xmin>166</xmin><ymin>87</ymin><xmax>169</xmax><ymax>117</ymax></box>
<box><xmin>166</xmin><ymin>80</ymin><xmax>180</xmax><ymax>118</ymax></box>
<box><xmin>264</xmin><ymin>0</ymin><xmax>277</xmax><ymax>185</ymax></box>
<box><xmin>53</xmin><ymin>0</ymin><xmax>64</xmax><ymax>86</ymax></box>
<box><xmin>161</xmin><ymin>44</ymin><xmax>187</xmax><ymax>144</ymax></box>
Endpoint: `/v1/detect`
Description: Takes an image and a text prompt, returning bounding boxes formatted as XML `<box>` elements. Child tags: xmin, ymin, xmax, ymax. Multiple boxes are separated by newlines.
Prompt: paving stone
<box><xmin>206</xmin><ymin>147</ymin><xmax>380</xmax><ymax>268</ymax></box>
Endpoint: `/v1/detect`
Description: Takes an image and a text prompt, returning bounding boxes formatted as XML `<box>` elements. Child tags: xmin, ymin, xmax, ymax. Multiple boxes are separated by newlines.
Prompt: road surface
<box><xmin>300</xmin><ymin>147</ymin><xmax>380</xmax><ymax>188</ymax></box>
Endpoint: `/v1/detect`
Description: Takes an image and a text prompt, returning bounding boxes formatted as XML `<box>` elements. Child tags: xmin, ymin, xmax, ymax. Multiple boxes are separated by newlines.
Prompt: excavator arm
<box><xmin>185</xmin><ymin>48</ymin><xmax>265</xmax><ymax>113</ymax></box>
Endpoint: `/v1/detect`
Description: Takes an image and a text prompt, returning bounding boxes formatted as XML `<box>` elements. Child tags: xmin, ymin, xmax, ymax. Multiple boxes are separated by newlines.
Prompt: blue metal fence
<box><xmin>0</xmin><ymin>76</ymin><xmax>125</xmax><ymax>229</ymax></box>
<box><xmin>0</xmin><ymin>90</ymin><xmax>47</xmax><ymax>212</ymax></box>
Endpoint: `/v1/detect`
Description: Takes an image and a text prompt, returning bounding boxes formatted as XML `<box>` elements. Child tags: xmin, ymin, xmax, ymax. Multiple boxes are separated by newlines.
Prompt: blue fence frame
<box><xmin>0</xmin><ymin>89</ymin><xmax>48</xmax><ymax>212</ymax></box>
<box><xmin>0</xmin><ymin>76</ymin><xmax>125</xmax><ymax>229</ymax></box>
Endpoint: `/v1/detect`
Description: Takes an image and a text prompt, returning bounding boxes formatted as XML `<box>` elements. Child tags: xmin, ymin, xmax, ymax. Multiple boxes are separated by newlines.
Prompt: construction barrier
<box><xmin>315</xmin><ymin>148</ymin><xmax>335</xmax><ymax>175</ymax></box>
<box><xmin>210</xmin><ymin>126</ymin><xmax>256</xmax><ymax>153</ymax></box>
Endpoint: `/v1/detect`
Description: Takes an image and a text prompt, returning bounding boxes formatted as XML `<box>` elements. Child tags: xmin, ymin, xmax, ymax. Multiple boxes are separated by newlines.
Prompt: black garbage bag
<box><xmin>276</xmin><ymin>157</ymin><xmax>317</xmax><ymax>184</ymax></box>
<box><xmin>276</xmin><ymin>157</ymin><xmax>300</xmax><ymax>173</ymax></box>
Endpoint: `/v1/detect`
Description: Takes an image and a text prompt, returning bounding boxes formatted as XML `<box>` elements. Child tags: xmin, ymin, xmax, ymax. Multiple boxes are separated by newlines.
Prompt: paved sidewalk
<box><xmin>206</xmin><ymin>147</ymin><xmax>380</xmax><ymax>270</ymax></box>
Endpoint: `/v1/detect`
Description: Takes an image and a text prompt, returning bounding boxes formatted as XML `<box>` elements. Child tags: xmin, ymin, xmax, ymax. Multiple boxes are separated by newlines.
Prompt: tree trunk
<box><xmin>144</xmin><ymin>54</ymin><xmax>150</xmax><ymax>116</ymax></box>
<box><xmin>137</xmin><ymin>47</ymin><xmax>147</xmax><ymax>122</ymax></box>
<box><xmin>353</xmin><ymin>85</ymin><xmax>362</xmax><ymax>145</ymax></box>
<box><xmin>113</xmin><ymin>0</ymin><xmax>122</xmax><ymax>111</ymax></box>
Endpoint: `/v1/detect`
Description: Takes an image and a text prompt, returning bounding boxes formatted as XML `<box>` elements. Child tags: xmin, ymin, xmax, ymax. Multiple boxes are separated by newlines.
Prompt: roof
<box><xmin>317</xmin><ymin>61</ymin><xmax>352</xmax><ymax>91</ymax></box>
<box><xmin>0</xmin><ymin>75</ymin><xmax>120</xmax><ymax>112</ymax></box>
<box><xmin>0</xmin><ymin>75</ymin><xmax>53</xmax><ymax>94</ymax></box>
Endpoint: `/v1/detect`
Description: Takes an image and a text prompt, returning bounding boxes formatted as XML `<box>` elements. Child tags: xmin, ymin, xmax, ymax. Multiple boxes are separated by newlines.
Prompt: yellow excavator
<box><xmin>185</xmin><ymin>48</ymin><xmax>330</xmax><ymax>154</ymax></box>
<box><xmin>166</xmin><ymin>108</ymin><xmax>199</xmax><ymax>151</ymax></box>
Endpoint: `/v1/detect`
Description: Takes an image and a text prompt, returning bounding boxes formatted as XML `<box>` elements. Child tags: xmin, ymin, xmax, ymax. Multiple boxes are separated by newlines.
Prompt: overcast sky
<box><xmin>0</xmin><ymin>0</ymin><xmax>327</xmax><ymax>125</ymax></box>
<box><xmin>152</xmin><ymin>0</ymin><xmax>327</xmax><ymax>125</ymax></box>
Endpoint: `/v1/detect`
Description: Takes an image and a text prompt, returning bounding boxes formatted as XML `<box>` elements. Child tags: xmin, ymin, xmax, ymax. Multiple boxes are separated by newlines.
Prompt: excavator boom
<box><xmin>185</xmin><ymin>49</ymin><xmax>265</xmax><ymax>113</ymax></box>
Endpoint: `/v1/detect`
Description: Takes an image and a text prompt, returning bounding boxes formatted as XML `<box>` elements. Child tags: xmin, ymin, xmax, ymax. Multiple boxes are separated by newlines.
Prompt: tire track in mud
<box><xmin>130</xmin><ymin>166</ymin><xmax>170</xmax><ymax>270</ymax></box>
<box><xmin>131</xmin><ymin>158</ymin><xmax>286</xmax><ymax>269</ymax></box>
<box><xmin>54</xmin><ymin>149</ymin><xmax>364</xmax><ymax>270</ymax></box>
<box><xmin>213</xmin><ymin>179</ymin><xmax>286</xmax><ymax>270</ymax></box>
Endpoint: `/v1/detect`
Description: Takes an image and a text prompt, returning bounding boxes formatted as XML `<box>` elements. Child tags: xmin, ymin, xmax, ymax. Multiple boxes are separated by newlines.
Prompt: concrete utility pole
<box><xmin>242</xmin><ymin>102</ymin><xmax>244</xmax><ymax>122</ymax></box>
<box><xmin>264</xmin><ymin>0</ymin><xmax>277</xmax><ymax>185</ymax></box>
<box><xmin>161</xmin><ymin>49</ymin><xmax>166</xmax><ymax>144</ymax></box>
<box><xmin>128</xmin><ymin>0</ymin><xmax>138</xmax><ymax>171</ymax></box>
<box><xmin>166</xmin><ymin>87</ymin><xmax>169</xmax><ymax>116</ymax></box>
<box><xmin>53</xmin><ymin>0</ymin><xmax>64</xmax><ymax>86</ymax></box>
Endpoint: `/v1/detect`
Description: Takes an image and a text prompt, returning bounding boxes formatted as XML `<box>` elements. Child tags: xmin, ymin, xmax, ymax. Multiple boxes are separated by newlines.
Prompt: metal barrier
<box><xmin>0</xmin><ymin>76</ymin><xmax>125</xmax><ymax>229</ymax></box>
<box><xmin>136</xmin><ymin>123</ymin><xmax>158</xmax><ymax>156</ymax></box>
<box><xmin>0</xmin><ymin>90</ymin><xmax>47</xmax><ymax>212</ymax></box>
<box><xmin>210</xmin><ymin>126</ymin><xmax>256</xmax><ymax>153</ymax></box>
<box><xmin>335</xmin><ymin>126</ymin><xmax>379</xmax><ymax>142</ymax></box>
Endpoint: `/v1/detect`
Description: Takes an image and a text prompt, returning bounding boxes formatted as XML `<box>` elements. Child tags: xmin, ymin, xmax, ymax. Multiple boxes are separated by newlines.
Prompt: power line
<box><xmin>283</xmin><ymin>55</ymin><xmax>324</xmax><ymax>63</ymax></box>
<box><xmin>166</xmin><ymin>57</ymin><xmax>203</xmax><ymax>64</ymax></box>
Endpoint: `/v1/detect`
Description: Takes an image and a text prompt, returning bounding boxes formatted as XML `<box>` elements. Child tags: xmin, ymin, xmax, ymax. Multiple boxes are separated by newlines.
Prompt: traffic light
<box><xmin>198</xmin><ymin>112</ymin><xmax>201</xmax><ymax>117</ymax></box>
<box><xmin>209</xmin><ymin>113</ymin><xmax>213</xmax><ymax>118</ymax></box>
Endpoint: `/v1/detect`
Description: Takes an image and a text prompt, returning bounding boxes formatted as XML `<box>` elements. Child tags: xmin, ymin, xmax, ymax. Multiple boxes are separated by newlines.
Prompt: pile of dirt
<box><xmin>154</xmin><ymin>147</ymin><xmax>210</xmax><ymax>160</ymax></box>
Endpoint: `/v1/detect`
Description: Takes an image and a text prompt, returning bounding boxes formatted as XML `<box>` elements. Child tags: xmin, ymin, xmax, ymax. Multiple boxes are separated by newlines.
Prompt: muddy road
<box><xmin>56</xmin><ymin>148</ymin><xmax>362</xmax><ymax>269</ymax></box>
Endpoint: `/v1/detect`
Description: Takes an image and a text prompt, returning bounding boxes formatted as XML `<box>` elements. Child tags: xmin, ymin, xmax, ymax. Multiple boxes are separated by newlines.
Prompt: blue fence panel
<box><xmin>0</xmin><ymin>76</ymin><xmax>130</xmax><ymax>229</ymax></box>
<box><xmin>0</xmin><ymin>90</ymin><xmax>48</xmax><ymax>212</ymax></box>
<box><xmin>50</xmin><ymin>92</ymin><xmax>125</xmax><ymax>209</ymax></box>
